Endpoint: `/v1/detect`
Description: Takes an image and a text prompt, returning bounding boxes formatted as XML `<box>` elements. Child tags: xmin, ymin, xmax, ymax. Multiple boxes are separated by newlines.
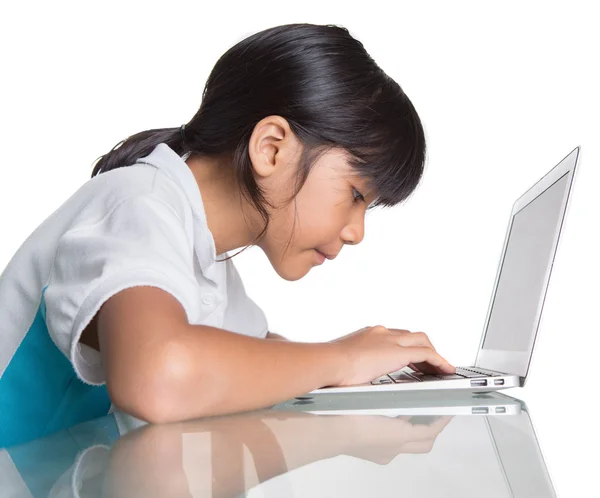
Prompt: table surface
<box><xmin>0</xmin><ymin>386</ymin><xmax>589</xmax><ymax>497</ymax></box>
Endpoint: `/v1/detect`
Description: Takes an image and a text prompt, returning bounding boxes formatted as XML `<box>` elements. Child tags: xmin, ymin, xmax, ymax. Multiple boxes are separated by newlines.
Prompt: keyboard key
<box><xmin>389</xmin><ymin>372</ymin><xmax>420</xmax><ymax>382</ymax></box>
<box><xmin>462</xmin><ymin>368</ymin><xmax>488</xmax><ymax>375</ymax></box>
<box><xmin>420</xmin><ymin>375</ymin><xmax>442</xmax><ymax>381</ymax></box>
<box><xmin>455</xmin><ymin>369</ymin><xmax>487</xmax><ymax>378</ymax></box>
<box><xmin>436</xmin><ymin>374</ymin><xmax>467</xmax><ymax>380</ymax></box>
<box><xmin>470</xmin><ymin>368</ymin><xmax>502</xmax><ymax>377</ymax></box>
<box><xmin>458</xmin><ymin>367</ymin><xmax>502</xmax><ymax>376</ymax></box>
<box><xmin>370</xmin><ymin>376</ymin><xmax>394</xmax><ymax>385</ymax></box>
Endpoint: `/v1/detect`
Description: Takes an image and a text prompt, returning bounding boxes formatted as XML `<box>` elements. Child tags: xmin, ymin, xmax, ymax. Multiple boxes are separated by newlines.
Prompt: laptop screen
<box><xmin>481</xmin><ymin>172</ymin><xmax>570</xmax><ymax>352</ymax></box>
<box><xmin>487</xmin><ymin>412</ymin><xmax>557</xmax><ymax>496</ymax></box>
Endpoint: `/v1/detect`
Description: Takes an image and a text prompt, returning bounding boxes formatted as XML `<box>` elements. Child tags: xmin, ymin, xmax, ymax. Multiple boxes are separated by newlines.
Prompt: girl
<box><xmin>0</xmin><ymin>23</ymin><xmax>455</xmax><ymax>448</ymax></box>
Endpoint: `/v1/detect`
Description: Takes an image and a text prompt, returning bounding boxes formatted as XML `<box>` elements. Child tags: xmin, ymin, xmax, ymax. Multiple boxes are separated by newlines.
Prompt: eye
<box><xmin>352</xmin><ymin>187</ymin><xmax>365</xmax><ymax>203</ymax></box>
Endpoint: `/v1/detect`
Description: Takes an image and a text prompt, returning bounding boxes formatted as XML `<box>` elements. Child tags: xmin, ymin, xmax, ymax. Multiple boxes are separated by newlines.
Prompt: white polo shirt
<box><xmin>0</xmin><ymin>143</ymin><xmax>268</xmax><ymax>448</ymax></box>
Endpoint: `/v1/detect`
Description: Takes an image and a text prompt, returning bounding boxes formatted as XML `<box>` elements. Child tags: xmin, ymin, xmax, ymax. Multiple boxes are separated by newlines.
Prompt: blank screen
<box><xmin>482</xmin><ymin>172</ymin><xmax>570</xmax><ymax>352</ymax></box>
<box><xmin>487</xmin><ymin>413</ymin><xmax>556</xmax><ymax>496</ymax></box>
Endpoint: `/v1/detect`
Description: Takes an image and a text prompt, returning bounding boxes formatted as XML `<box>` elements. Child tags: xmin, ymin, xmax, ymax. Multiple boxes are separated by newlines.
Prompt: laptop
<box><xmin>310</xmin><ymin>146</ymin><xmax>581</xmax><ymax>395</ymax></box>
<box><xmin>274</xmin><ymin>390</ymin><xmax>522</xmax><ymax>416</ymax></box>
<box><xmin>273</xmin><ymin>392</ymin><xmax>557</xmax><ymax>497</ymax></box>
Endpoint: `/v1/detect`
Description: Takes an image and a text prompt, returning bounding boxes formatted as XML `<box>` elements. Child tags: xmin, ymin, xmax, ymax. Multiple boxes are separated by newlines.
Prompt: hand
<box><xmin>387</xmin><ymin>328</ymin><xmax>454</xmax><ymax>375</ymax></box>
<box><xmin>329</xmin><ymin>325</ymin><xmax>456</xmax><ymax>387</ymax></box>
<box><xmin>338</xmin><ymin>414</ymin><xmax>453</xmax><ymax>464</ymax></box>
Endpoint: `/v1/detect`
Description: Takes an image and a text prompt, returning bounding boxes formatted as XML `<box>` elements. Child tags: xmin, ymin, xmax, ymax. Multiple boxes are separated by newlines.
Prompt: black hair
<box><xmin>91</xmin><ymin>23</ymin><xmax>426</xmax><ymax>257</ymax></box>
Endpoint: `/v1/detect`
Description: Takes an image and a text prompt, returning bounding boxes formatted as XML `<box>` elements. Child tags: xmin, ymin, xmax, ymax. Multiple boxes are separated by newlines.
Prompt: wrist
<box><xmin>322</xmin><ymin>340</ymin><xmax>347</xmax><ymax>387</ymax></box>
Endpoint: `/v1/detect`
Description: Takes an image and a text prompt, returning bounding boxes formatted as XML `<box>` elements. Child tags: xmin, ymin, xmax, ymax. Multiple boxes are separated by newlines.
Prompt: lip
<box><xmin>314</xmin><ymin>249</ymin><xmax>326</xmax><ymax>264</ymax></box>
<box><xmin>315</xmin><ymin>249</ymin><xmax>337</xmax><ymax>261</ymax></box>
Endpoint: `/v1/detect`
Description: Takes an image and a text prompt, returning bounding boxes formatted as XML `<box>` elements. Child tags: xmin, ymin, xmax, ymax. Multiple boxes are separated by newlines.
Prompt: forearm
<box><xmin>145</xmin><ymin>325</ymin><xmax>343</xmax><ymax>423</ymax></box>
<box><xmin>108</xmin><ymin>412</ymin><xmax>352</xmax><ymax>497</ymax></box>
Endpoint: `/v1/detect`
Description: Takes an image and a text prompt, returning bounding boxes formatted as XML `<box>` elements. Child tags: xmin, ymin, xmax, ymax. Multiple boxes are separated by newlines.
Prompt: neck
<box><xmin>185</xmin><ymin>154</ymin><xmax>261</xmax><ymax>256</ymax></box>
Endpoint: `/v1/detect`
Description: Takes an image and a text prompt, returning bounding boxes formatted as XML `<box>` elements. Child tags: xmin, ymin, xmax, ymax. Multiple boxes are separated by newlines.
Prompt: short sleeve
<box><xmin>44</xmin><ymin>194</ymin><xmax>201</xmax><ymax>385</ymax></box>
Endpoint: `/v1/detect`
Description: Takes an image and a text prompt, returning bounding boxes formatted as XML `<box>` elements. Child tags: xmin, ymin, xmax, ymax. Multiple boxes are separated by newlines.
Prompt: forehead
<box><xmin>309</xmin><ymin>147</ymin><xmax>376</xmax><ymax>199</ymax></box>
<box><xmin>317</xmin><ymin>148</ymin><xmax>364</xmax><ymax>181</ymax></box>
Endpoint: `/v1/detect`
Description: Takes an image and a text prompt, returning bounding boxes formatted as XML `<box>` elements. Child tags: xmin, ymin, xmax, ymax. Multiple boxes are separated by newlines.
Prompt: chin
<box><xmin>274</xmin><ymin>263</ymin><xmax>310</xmax><ymax>281</ymax></box>
<box><xmin>269</xmin><ymin>256</ymin><xmax>311</xmax><ymax>281</ymax></box>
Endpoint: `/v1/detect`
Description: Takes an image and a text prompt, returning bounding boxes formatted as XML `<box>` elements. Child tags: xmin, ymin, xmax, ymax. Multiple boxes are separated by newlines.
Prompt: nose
<box><xmin>340</xmin><ymin>211</ymin><xmax>365</xmax><ymax>246</ymax></box>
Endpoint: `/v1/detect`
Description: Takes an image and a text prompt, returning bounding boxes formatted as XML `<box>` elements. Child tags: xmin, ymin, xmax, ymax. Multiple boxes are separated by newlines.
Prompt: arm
<box><xmin>97</xmin><ymin>286</ymin><xmax>343</xmax><ymax>424</ymax></box>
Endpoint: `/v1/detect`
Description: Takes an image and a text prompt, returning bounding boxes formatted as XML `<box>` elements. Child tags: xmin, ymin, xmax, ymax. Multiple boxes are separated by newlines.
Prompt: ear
<box><xmin>248</xmin><ymin>115</ymin><xmax>299</xmax><ymax>178</ymax></box>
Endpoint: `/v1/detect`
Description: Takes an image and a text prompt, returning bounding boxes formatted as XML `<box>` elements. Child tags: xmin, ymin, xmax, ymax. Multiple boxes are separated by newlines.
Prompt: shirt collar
<box><xmin>134</xmin><ymin>143</ymin><xmax>219</xmax><ymax>274</ymax></box>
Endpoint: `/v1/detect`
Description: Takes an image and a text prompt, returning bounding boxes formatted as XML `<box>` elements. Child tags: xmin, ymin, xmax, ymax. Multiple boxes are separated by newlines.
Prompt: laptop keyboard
<box><xmin>370</xmin><ymin>366</ymin><xmax>502</xmax><ymax>385</ymax></box>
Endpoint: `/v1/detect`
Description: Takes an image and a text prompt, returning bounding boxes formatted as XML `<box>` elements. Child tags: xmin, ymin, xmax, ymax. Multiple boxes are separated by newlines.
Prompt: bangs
<box><xmin>343</xmin><ymin>84</ymin><xmax>426</xmax><ymax>209</ymax></box>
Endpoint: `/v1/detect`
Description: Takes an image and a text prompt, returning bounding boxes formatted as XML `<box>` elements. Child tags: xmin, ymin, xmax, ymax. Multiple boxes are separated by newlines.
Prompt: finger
<box><xmin>409</xmin><ymin>360</ymin><xmax>457</xmax><ymax>375</ymax></box>
<box><xmin>402</xmin><ymin>424</ymin><xmax>446</xmax><ymax>441</ymax></box>
<box><xmin>398</xmin><ymin>440</ymin><xmax>436</xmax><ymax>454</ymax></box>
<box><xmin>390</xmin><ymin>329</ymin><xmax>437</xmax><ymax>350</ymax></box>
<box><xmin>387</xmin><ymin>328</ymin><xmax>411</xmax><ymax>335</ymax></box>
<box><xmin>403</xmin><ymin>347</ymin><xmax>455</xmax><ymax>374</ymax></box>
<box><xmin>418</xmin><ymin>360</ymin><xmax>456</xmax><ymax>374</ymax></box>
<box><xmin>430</xmin><ymin>416</ymin><xmax>454</xmax><ymax>433</ymax></box>
<box><xmin>406</xmin><ymin>416</ymin><xmax>453</xmax><ymax>439</ymax></box>
<box><xmin>410</xmin><ymin>362</ymin><xmax>446</xmax><ymax>374</ymax></box>
<box><xmin>395</xmin><ymin>332</ymin><xmax>435</xmax><ymax>350</ymax></box>
<box><xmin>414</xmin><ymin>331</ymin><xmax>437</xmax><ymax>351</ymax></box>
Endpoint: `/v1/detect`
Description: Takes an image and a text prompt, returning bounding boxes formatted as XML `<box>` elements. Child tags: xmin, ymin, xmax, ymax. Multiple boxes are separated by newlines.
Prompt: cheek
<box><xmin>265</xmin><ymin>200</ymin><xmax>330</xmax><ymax>251</ymax></box>
<box><xmin>258</xmin><ymin>220</ymin><xmax>315</xmax><ymax>281</ymax></box>
<box><xmin>258</xmin><ymin>186</ymin><xmax>348</xmax><ymax>273</ymax></box>
<box><xmin>264</xmin><ymin>203</ymin><xmax>297</xmax><ymax>249</ymax></box>
<box><xmin>259</xmin><ymin>206</ymin><xmax>335</xmax><ymax>274</ymax></box>
<box><xmin>294</xmin><ymin>193</ymin><xmax>346</xmax><ymax>242</ymax></box>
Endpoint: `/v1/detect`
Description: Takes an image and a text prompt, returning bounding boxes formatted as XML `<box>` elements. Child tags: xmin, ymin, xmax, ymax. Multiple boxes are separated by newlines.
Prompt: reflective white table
<box><xmin>2</xmin><ymin>386</ymin><xmax>582</xmax><ymax>497</ymax></box>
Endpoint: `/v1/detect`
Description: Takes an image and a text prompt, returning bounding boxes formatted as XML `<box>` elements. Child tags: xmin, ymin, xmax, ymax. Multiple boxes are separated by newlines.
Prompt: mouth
<box><xmin>315</xmin><ymin>249</ymin><xmax>337</xmax><ymax>260</ymax></box>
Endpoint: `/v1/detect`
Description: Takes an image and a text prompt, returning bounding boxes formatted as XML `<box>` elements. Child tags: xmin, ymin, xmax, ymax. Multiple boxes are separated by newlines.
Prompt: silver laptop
<box><xmin>274</xmin><ymin>393</ymin><xmax>557</xmax><ymax>497</ymax></box>
<box><xmin>311</xmin><ymin>146</ymin><xmax>581</xmax><ymax>395</ymax></box>
<box><xmin>274</xmin><ymin>390</ymin><xmax>522</xmax><ymax>416</ymax></box>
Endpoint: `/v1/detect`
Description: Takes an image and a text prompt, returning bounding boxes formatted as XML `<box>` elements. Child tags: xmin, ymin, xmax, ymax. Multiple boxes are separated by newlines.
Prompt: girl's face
<box><xmin>250</xmin><ymin>117</ymin><xmax>374</xmax><ymax>281</ymax></box>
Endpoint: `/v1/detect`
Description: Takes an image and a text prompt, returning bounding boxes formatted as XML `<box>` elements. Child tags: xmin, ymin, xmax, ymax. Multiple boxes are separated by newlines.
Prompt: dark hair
<box><xmin>91</xmin><ymin>23</ymin><xmax>426</xmax><ymax>258</ymax></box>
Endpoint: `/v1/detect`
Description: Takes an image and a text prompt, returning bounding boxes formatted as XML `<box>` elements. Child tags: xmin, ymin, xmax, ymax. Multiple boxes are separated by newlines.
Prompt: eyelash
<box><xmin>352</xmin><ymin>187</ymin><xmax>365</xmax><ymax>203</ymax></box>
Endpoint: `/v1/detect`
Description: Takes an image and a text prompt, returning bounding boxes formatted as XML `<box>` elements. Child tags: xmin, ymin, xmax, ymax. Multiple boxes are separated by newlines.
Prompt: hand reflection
<box><xmin>336</xmin><ymin>414</ymin><xmax>453</xmax><ymax>465</ymax></box>
<box><xmin>104</xmin><ymin>409</ymin><xmax>454</xmax><ymax>497</ymax></box>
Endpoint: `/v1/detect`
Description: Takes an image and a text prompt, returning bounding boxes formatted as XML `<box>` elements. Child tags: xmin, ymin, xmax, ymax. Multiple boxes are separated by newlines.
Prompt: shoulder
<box><xmin>151</xmin><ymin>168</ymin><xmax>194</xmax><ymax>226</ymax></box>
<box><xmin>64</xmin><ymin>165</ymin><xmax>193</xmax><ymax>234</ymax></box>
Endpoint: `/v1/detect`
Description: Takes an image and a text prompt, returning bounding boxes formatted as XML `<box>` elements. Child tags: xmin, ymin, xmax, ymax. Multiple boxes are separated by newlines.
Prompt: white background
<box><xmin>1</xmin><ymin>1</ymin><xmax>598</xmax><ymax>495</ymax></box>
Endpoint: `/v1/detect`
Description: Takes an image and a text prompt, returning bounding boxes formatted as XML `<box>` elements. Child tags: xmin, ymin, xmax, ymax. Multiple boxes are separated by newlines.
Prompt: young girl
<box><xmin>0</xmin><ymin>23</ymin><xmax>455</xmax><ymax>448</ymax></box>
